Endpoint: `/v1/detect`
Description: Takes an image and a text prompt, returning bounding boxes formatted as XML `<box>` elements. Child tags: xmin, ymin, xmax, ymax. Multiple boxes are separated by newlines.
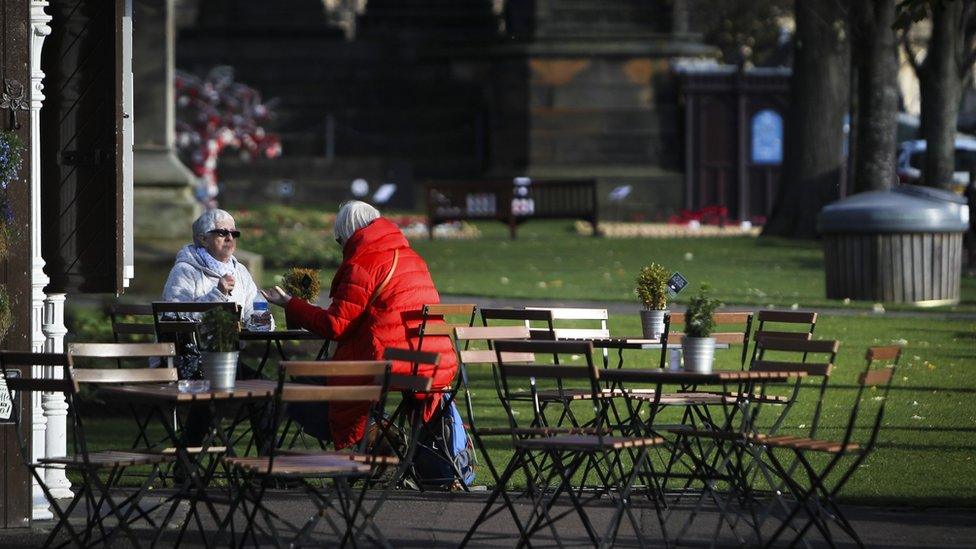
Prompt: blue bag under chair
<box><xmin>413</xmin><ymin>395</ymin><xmax>476</xmax><ymax>489</ymax></box>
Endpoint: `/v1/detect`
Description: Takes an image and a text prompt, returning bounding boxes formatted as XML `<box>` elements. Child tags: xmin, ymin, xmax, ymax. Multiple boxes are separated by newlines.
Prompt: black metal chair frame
<box><xmin>759</xmin><ymin>346</ymin><xmax>901</xmax><ymax>548</ymax></box>
<box><xmin>461</xmin><ymin>339</ymin><xmax>669</xmax><ymax>548</ymax></box>
<box><xmin>214</xmin><ymin>361</ymin><xmax>397</xmax><ymax>548</ymax></box>
<box><xmin>0</xmin><ymin>351</ymin><xmax>171</xmax><ymax>549</ymax></box>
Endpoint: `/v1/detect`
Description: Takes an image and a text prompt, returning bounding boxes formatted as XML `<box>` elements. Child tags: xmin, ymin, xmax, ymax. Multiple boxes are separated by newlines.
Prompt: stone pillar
<box><xmin>41</xmin><ymin>294</ymin><xmax>70</xmax><ymax>500</ymax></box>
<box><xmin>29</xmin><ymin>0</ymin><xmax>53</xmax><ymax>520</ymax></box>
<box><xmin>133</xmin><ymin>0</ymin><xmax>199</xmax><ymax>242</ymax></box>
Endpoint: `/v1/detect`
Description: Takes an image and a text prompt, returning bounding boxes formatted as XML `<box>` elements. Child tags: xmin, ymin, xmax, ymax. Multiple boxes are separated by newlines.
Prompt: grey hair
<box><xmin>192</xmin><ymin>209</ymin><xmax>235</xmax><ymax>246</ymax></box>
<box><xmin>334</xmin><ymin>201</ymin><xmax>380</xmax><ymax>243</ymax></box>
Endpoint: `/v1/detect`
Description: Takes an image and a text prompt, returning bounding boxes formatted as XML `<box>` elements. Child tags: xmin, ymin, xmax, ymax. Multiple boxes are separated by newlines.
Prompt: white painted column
<box><xmin>30</xmin><ymin>0</ymin><xmax>53</xmax><ymax>521</ymax></box>
<box><xmin>42</xmin><ymin>293</ymin><xmax>70</xmax><ymax>499</ymax></box>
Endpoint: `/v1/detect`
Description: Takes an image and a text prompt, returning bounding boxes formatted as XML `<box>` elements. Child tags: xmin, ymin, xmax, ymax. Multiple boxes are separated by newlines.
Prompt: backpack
<box><xmin>413</xmin><ymin>395</ymin><xmax>476</xmax><ymax>489</ymax></box>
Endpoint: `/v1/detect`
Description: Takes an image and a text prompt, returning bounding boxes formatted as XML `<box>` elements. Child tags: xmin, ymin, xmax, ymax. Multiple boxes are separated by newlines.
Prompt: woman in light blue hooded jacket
<box><xmin>162</xmin><ymin>208</ymin><xmax>271</xmax><ymax>329</ymax></box>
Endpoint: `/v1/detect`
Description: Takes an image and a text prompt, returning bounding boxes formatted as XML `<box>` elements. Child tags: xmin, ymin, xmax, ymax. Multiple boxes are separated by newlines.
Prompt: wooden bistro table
<box><xmin>559</xmin><ymin>336</ymin><xmax>731</xmax><ymax>370</ymax></box>
<box><xmin>240</xmin><ymin>329</ymin><xmax>330</xmax><ymax>379</ymax></box>
<box><xmin>99</xmin><ymin>379</ymin><xmax>307</xmax><ymax>546</ymax></box>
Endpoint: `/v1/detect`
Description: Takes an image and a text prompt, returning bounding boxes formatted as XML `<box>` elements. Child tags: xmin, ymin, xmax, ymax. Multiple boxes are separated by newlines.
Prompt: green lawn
<box><xmin>260</xmin><ymin>218</ymin><xmax>976</xmax><ymax>313</ymax></box>
<box><xmin>83</xmin><ymin>213</ymin><xmax>976</xmax><ymax>506</ymax></box>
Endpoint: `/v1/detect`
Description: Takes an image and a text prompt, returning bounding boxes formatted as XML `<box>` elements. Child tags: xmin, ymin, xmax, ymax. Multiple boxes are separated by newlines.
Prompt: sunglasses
<box><xmin>208</xmin><ymin>229</ymin><xmax>241</xmax><ymax>239</ymax></box>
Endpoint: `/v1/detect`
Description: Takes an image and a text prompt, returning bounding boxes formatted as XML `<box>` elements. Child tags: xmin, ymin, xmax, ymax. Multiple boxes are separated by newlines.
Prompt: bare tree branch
<box><xmin>902</xmin><ymin>29</ymin><xmax>923</xmax><ymax>74</ymax></box>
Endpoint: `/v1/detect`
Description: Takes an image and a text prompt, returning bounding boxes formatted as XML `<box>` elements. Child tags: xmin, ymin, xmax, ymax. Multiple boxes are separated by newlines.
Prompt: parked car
<box><xmin>896</xmin><ymin>137</ymin><xmax>976</xmax><ymax>189</ymax></box>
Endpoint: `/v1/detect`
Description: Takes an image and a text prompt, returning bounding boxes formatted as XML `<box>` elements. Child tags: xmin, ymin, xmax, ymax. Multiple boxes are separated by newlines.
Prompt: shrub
<box><xmin>684</xmin><ymin>284</ymin><xmax>721</xmax><ymax>338</ymax></box>
<box><xmin>231</xmin><ymin>205</ymin><xmax>342</xmax><ymax>269</ymax></box>
<box><xmin>635</xmin><ymin>263</ymin><xmax>669</xmax><ymax>310</ymax></box>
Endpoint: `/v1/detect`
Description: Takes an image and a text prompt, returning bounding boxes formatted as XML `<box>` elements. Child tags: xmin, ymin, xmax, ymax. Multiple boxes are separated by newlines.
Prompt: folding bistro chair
<box><xmin>462</xmin><ymin>339</ymin><xmax>669</xmax><ymax>549</ymax></box>
<box><xmin>525</xmin><ymin>306</ymin><xmax>612</xmax><ymax>367</ymax></box>
<box><xmin>748</xmin><ymin>310</ymin><xmax>818</xmax><ymax>365</ymax></box>
<box><xmin>0</xmin><ymin>351</ymin><xmax>174</xmax><ymax>549</ymax></box>
<box><xmin>666</xmin><ymin>337</ymin><xmax>840</xmax><ymax>545</ymax></box>
<box><xmin>67</xmin><ymin>342</ymin><xmax>179</xmax><ymax>453</ymax></box>
<box><xmin>661</xmin><ymin>311</ymin><xmax>754</xmax><ymax>369</ymax></box>
<box><xmin>453</xmin><ymin>326</ymin><xmax>557</xmax><ymax>485</ymax></box>
<box><xmin>759</xmin><ymin>345</ymin><xmax>901</xmax><ymax>548</ymax></box>
<box><xmin>216</xmin><ymin>360</ymin><xmax>404</xmax><ymax>548</ymax></box>
<box><xmin>110</xmin><ymin>304</ymin><xmax>157</xmax><ymax>344</ymax></box>
<box><xmin>413</xmin><ymin>303</ymin><xmax>477</xmax><ymax>353</ymax></box>
<box><xmin>481</xmin><ymin>307</ymin><xmax>610</xmax><ymax>429</ymax></box>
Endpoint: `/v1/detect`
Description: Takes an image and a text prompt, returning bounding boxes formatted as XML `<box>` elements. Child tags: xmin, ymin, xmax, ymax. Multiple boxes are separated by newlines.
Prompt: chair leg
<box><xmin>460</xmin><ymin>448</ymin><xmax>530</xmax><ymax>548</ymax></box>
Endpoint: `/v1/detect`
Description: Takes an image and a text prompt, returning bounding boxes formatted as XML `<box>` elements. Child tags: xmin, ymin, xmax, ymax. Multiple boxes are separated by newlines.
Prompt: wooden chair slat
<box><xmin>71</xmin><ymin>368</ymin><xmax>178</xmax><ymax>384</ymax></box>
<box><xmin>752</xmin><ymin>360</ymin><xmax>833</xmax><ymax>377</ymax></box>
<box><xmin>500</xmin><ymin>364</ymin><xmax>594</xmax><ymax>380</ymax></box>
<box><xmin>858</xmin><ymin>367</ymin><xmax>894</xmax><ymax>386</ymax></box>
<box><xmin>459</xmin><ymin>350</ymin><xmax>535</xmax><ymax>364</ymax></box>
<box><xmin>754</xmin><ymin>331</ymin><xmax>812</xmax><ymax>342</ymax></box>
<box><xmin>152</xmin><ymin>301</ymin><xmax>240</xmax><ymax>314</ymax></box>
<box><xmin>866</xmin><ymin>345</ymin><xmax>902</xmax><ymax>362</ymax></box>
<box><xmin>111</xmin><ymin>304</ymin><xmax>154</xmax><ymax>316</ymax></box>
<box><xmin>494</xmin><ymin>339</ymin><xmax>592</xmax><ymax>355</ymax></box>
<box><xmin>418</xmin><ymin>324</ymin><xmax>465</xmax><ymax>336</ymax></box>
<box><xmin>552</xmin><ymin>328</ymin><xmax>611</xmax><ymax>339</ymax></box>
<box><xmin>423</xmin><ymin>304</ymin><xmax>476</xmax><ymax>316</ymax></box>
<box><xmin>5</xmin><ymin>377</ymin><xmax>77</xmax><ymax>393</ymax></box>
<box><xmin>281</xmin><ymin>385</ymin><xmax>383</xmax><ymax>403</ymax></box>
<box><xmin>480</xmin><ymin>308</ymin><xmax>553</xmax><ymax>322</ymax></box>
<box><xmin>112</xmin><ymin>323</ymin><xmax>157</xmax><ymax>335</ymax></box>
<box><xmin>758</xmin><ymin>337</ymin><xmax>839</xmax><ymax>353</ymax></box>
<box><xmin>455</xmin><ymin>326</ymin><xmax>531</xmax><ymax>340</ymax></box>
<box><xmin>382</xmin><ymin>347</ymin><xmax>440</xmax><ymax>365</ymax></box>
<box><xmin>526</xmin><ymin>307</ymin><xmax>608</xmax><ymax>320</ymax></box>
<box><xmin>756</xmin><ymin>310</ymin><xmax>817</xmax><ymax>323</ymax></box>
<box><xmin>283</xmin><ymin>360</ymin><xmax>389</xmax><ymax>378</ymax></box>
<box><xmin>68</xmin><ymin>342</ymin><xmax>176</xmax><ymax>358</ymax></box>
<box><xmin>389</xmin><ymin>374</ymin><xmax>433</xmax><ymax>392</ymax></box>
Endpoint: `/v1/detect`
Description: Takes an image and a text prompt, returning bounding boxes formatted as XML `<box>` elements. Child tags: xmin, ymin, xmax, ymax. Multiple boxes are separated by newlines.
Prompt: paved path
<box><xmin>2</xmin><ymin>491</ymin><xmax>974</xmax><ymax>548</ymax></box>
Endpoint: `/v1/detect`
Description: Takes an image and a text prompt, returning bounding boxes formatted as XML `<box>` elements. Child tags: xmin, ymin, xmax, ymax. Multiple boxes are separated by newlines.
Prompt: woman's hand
<box><xmin>261</xmin><ymin>286</ymin><xmax>292</xmax><ymax>307</ymax></box>
<box><xmin>218</xmin><ymin>274</ymin><xmax>235</xmax><ymax>295</ymax></box>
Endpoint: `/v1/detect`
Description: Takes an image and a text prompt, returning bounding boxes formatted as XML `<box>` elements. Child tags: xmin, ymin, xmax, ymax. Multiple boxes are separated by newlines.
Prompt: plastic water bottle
<box><xmin>250</xmin><ymin>301</ymin><xmax>273</xmax><ymax>331</ymax></box>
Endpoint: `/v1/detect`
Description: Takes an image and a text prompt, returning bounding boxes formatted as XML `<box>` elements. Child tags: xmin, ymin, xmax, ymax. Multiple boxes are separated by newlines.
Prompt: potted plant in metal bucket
<box><xmin>682</xmin><ymin>284</ymin><xmax>720</xmax><ymax>373</ymax></box>
<box><xmin>636</xmin><ymin>263</ymin><xmax>669</xmax><ymax>339</ymax></box>
<box><xmin>282</xmin><ymin>267</ymin><xmax>321</xmax><ymax>329</ymax></box>
<box><xmin>198</xmin><ymin>307</ymin><xmax>241</xmax><ymax>390</ymax></box>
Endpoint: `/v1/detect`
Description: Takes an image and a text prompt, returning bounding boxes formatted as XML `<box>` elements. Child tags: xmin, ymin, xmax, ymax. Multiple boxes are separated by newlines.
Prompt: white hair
<box><xmin>192</xmin><ymin>209</ymin><xmax>235</xmax><ymax>246</ymax></box>
<box><xmin>334</xmin><ymin>201</ymin><xmax>380</xmax><ymax>243</ymax></box>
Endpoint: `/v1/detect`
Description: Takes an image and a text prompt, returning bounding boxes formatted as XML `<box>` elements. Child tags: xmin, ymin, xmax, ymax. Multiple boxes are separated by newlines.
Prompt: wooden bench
<box><xmin>426</xmin><ymin>179</ymin><xmax>598</xmax><ymax>239</ymax></box>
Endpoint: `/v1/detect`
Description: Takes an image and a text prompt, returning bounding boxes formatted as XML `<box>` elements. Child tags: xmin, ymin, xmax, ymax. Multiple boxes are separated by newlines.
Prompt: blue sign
<box><xmin>751</xmin><ymin>109</ymin><xmax>783</xmax><ymax>165</ymax></box>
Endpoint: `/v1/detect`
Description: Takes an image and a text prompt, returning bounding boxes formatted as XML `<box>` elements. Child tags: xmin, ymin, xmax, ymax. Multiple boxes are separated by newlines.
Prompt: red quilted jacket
<box><xmin>285</xmin><ymin>217</ymin><xmax>458</xmax><ymax>448</ymax></box>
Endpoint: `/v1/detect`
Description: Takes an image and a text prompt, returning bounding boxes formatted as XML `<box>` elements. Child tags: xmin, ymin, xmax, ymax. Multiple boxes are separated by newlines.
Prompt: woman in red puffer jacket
<box><xmin>263</xmin><ymin>201</ymin><xmax>458</xmax><ymax>448</ymax></box>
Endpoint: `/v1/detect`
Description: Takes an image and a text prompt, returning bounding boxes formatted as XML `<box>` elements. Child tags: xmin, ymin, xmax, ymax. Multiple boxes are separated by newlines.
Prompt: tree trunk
<box><xmin>763</xmin><ymin>0</ymin><xmax>850</xmax><ymax>238</ymax></box>
<box><xmin>851</xmin><ymin>0</ymin><xmax>900</xmax><ymax>193</ymax></box>
<box><xmin>920</xmin><ymin>0</ymin><xmax>966</xmax><ymax>189</ymax></box>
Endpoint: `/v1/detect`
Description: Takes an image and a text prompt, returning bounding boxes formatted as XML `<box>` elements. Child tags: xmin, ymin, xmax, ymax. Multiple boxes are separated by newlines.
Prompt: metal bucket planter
<box><xmin>201</xmin><ymin>351</ymin><xmax>239</xmax><ymax>390</ymax></box>
<box><xmin>640</xmin><ymin>309</ymin><xmax>667</xmax><ymax>339</ymax></box>
<box><xmin>682</xmin><ymin>337</ymin><xmax>715</xmax><ymax>373</ymax></box>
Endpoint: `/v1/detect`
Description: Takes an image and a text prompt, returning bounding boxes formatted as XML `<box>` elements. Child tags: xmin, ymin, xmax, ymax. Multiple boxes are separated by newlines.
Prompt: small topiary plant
<box><xmin>199</xmin><ymin>308</ymin><xmax>240</xmax><ymax>352</ymax></box>
<box><xmin>635</xmin><ymin>263</ymin><xmax>669</xmax><ymax>310</ymax></box>
<box><xmin>684</xmin><ymin>284</ymin><xmax>721</xmax><ymax>338</ymax></box>
<box><xmin>283</xmin><ymin>267</ymin><xmax>321</xmax><ymax>302</ymax></box>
